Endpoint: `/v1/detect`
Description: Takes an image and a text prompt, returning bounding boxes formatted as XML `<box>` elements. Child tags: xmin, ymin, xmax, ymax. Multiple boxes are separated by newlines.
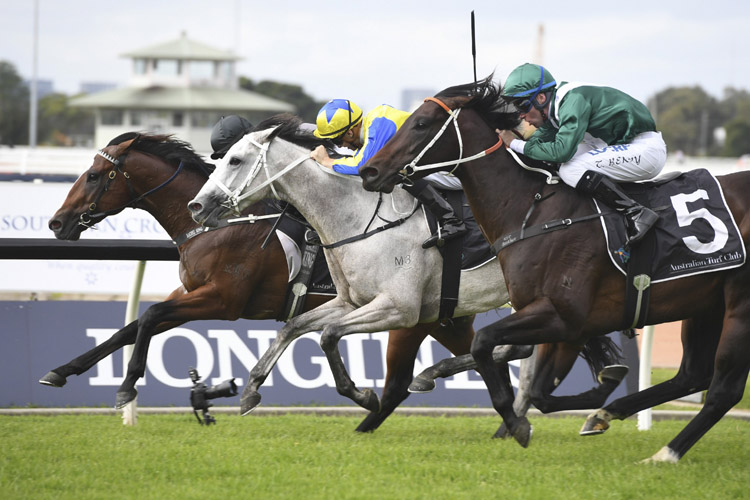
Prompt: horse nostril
<box><xmin>361</xmin><ymin>167</ymin><xmax>376</xmax><ymax>181</ymax></box>
<box><xmin>49</xmin><ymin>219</ymin><xmax>61</xmax><ymax>231</ymax></box>
<box><xmin>188</xmin><ymin>201</ymin><xmax>202</xmax><ymax>212</ymax></box>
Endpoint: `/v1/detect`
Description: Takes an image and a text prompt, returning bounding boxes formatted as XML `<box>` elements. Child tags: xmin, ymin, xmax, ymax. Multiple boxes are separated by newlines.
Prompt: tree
<box><xmin>239</xmin><ymin>77</ymin><xmax>326</xmax><ymax>122</ymax></box>
<box><xmin>648</xmin><ymin>86</ymin><xmax>718</xmax><ymax>156</ymax></box>
<box><xmin>0</xmin><ymin>60</ymin><xmax>30</xmax><ymax>146</ymax></box>
<box><xmin>37</xmin><ymin>93</ymin><xmax>94</xmax><ymax>146</ymax></box>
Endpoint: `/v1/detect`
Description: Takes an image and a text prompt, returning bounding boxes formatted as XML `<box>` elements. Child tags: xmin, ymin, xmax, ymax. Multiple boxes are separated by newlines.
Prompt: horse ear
<box><xmin>112</xmin><ymin>136</ymin><xmax>139</xmax><ymax>156</ymax></box>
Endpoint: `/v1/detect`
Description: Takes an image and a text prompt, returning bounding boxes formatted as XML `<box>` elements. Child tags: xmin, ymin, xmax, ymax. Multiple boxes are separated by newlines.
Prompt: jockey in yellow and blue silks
<box><xmin>310</xmin><ymin>99</ymin><xmax>466</xmax><ymax>249</ymax></box>
<box><xmin>313</xmin><ymin>99</ymin><xmax>410</xmax><ymax>175</ymax></box>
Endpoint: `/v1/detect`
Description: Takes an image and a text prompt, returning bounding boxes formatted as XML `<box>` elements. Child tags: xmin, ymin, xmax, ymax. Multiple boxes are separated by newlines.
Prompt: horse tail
<box><xmin>579</xmin><ymin>335</ymin><xmax>624</xmax><ymax>380</ymax></box>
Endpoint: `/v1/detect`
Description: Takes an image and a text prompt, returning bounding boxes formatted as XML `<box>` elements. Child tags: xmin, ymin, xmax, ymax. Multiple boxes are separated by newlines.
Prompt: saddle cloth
<box><xmin>598</xmin><ymin>168</ymin><xmax>746</xmax><ymax>283</ymax></box>
<box><xmin>425</xmin><ymin>190</ymin><xmax>496</xmax><ymax>270</ymax></box>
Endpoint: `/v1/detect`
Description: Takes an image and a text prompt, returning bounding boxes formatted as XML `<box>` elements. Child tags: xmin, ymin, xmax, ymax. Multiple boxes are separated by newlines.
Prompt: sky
<box><xmin>1</xmin><ymin>0</ymin><xmax>749</xmax><ymax>113</ymax></box>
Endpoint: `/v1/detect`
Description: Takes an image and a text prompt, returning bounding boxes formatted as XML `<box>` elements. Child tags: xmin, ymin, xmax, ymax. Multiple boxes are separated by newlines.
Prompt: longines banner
<box><xmin>0</xmin><ymin>301</ymin><xmax>639</xmax><ymax>408</ymax></box>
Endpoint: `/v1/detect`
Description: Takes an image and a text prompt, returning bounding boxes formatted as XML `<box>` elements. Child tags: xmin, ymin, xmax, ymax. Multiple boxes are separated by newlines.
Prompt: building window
<box><xmin>192</xmin><ymin>111</ymin><xmax>221</xmax><ymax>128</ymax></box>
<box><xmin>100</xmin><ymin>109</ymin><xmax>123</xmax><ymax>125</ymax></box>
<box><xmin>173</xmin><ymin>112</ymin><xmax>184</xmax><ymax>127</ymax></box>
<box><xmin>130</xmin><ymin>110</ymin><xmax>145</xmax><ymax>126</ymax></box>
<box><xmin>189</xmin><ymin>61</ymin><xmax>214</xmax><ymax>81</ymax></box>
<box><xmin>134</xmin><ymin>59</ymin><xmax>147</xmax><ymax>75</ymax></box>
<box><xmin>153</xmin><ymin>59</ymin><xmax>179</xmax><ymax>76</ymax></box>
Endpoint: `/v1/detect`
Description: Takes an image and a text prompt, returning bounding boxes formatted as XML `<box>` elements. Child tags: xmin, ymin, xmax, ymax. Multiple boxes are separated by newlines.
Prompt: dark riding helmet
<box><xmin>501</xmin><ymin>63</ymin><xmax>557</xmax><ymax>114</ymax></box>
<box><xmin>210</xmin><ymin>115</ymin><xmax>254</xmax><ymax>160</ymax></box>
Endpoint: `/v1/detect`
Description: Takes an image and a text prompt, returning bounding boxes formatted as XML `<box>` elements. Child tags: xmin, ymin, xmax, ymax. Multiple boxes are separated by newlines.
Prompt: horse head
<box><xmin>188</xmin><ymin>127</ymin><xmax>279</xmax><ymax>227</ymax></box>
<box><xmin>189</xmin><ymin>114</ymin><xmax>326</xmax><ymax>228</ymax></box>
<box><xmin>360</xmin><ymin>75</ymin><xmax>519</xmax><ymax>193</ymax></box>
<box><xmin>48</xmin><ymin>135</ymin><xmax>141</xmax><ymax>240</ymax></box>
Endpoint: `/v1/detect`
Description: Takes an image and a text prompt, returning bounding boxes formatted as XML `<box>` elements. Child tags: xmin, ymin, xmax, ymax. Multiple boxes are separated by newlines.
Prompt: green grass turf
<box><xmin>1</xmin><ymin>413</ymin><xmax>748</xmax><ymax>499</ymax></box>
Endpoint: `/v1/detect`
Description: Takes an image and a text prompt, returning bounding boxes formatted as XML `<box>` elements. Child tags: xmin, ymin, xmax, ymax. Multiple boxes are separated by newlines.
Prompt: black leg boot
<box><xmin>403</xmin><ymin>180</ymin><xmax>467</xmax><ymax>249</ymax></box>
<box><xmin>576</xmin><ymin>170</ymin><xmax>659</xmax><ymax>245</ymax></box>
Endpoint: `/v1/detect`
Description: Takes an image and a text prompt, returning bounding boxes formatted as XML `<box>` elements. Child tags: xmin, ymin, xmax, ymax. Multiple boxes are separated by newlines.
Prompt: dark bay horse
<box><xmin>44</xmin><ymin>132</ymin><xmax>477</xmax><ymax>432</ymax></box>
<box><xmin>360</xmin><ymin>77</ymin><xmax>750</xmax><ymax>462</ymax></box>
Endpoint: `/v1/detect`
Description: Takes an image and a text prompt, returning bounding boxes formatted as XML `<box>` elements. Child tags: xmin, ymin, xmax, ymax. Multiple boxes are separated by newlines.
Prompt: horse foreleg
<box><xmin>408</xmin><ymin>344</ymin><xmax>533</xmax><ymax>393</ymax></box>
<box><xmin>472</xmin><ymin>296</ymin><xmax>573</xmax><ymax>447</ymax></box>
<box><xmin>241</xmin><ymin>297</ymin><xmax>355</xmax><ymax>415</ymax></box>
<box><xmin>114</xmin><ymin>285</ymin><xmax>242</xmax><ymax>409</ymax></box>
<box><xmin>355</xmin><ymin>324</ymin><xmax>428</xmax><ymax>432</ymax></box>
<box><xmin>41</xmin><ymin>286</ymin><xmax>189</xmax><ymax>391</ymax></box>
<box><xmin>319</xmin><ymin>296</ymin><xmax>417</xmax><ymax>413</ymax></box>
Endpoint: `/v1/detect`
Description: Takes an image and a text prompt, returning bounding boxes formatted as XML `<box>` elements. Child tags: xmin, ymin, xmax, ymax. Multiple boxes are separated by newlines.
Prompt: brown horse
<box><xmin>44</xmin><ymin>132</ymin><xmax>476</xmax><ymax>432</ymax></box>
<box><xmin>360</xmin><ymin>77</ymin><xmax>750</xmax><ymax>462</ymax></box>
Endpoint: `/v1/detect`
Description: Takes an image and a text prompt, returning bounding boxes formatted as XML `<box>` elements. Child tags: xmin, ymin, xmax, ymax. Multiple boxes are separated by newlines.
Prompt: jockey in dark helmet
<box><xmin>497</xmin><ymin>63</ymin><xmax>667</xmax><ymax>246</ymax></box>
<box><xmin>310</xmin><ymin>99</ymin><xmax>467</xmax><ymax>249</ymax></box>
<box><xmin>210</xmin><ymin>115</ymin><xmax>254</xmax><ymax>160</ymax></box>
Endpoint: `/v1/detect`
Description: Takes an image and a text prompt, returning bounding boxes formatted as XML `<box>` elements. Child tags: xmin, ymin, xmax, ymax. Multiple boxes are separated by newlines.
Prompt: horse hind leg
<box><xmin>581</xmin><ymin>310</ymin><xmax>722</xmax><ymax>440</ymax></box>
<box><xmin>644</xmin><ymin>308</ymin><xmax>750</xmax><ymax>463</ymax></box>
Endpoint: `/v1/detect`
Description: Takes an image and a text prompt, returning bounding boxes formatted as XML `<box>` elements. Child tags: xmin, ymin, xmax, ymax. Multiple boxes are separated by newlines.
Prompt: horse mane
<box><xmin>435</xmin><ymin>74</ymin><xmax>521</xmax><ymax>131</ymax></box>
<box><xmin>107</xmin><ymin>132</ymin><xmax>215</xmax><ymax>178</ymax></box>
<box><xmin>252</xmin><ymin>113</ymin><xmax>332</xmax><ymax>151</ymax></box>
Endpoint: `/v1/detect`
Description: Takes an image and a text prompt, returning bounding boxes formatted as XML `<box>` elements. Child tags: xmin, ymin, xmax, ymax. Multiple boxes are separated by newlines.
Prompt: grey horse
<box><xmin>187</xmin><ymin>115</ymin><xmax>535</xmax><ymax>436</ymax></box>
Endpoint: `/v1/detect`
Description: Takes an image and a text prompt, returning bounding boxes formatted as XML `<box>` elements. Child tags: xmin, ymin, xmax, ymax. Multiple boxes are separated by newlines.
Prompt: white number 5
<box><xmin>670</xmin><ymin>189</ymin><xmax>728</xmax><ymax>254</ymax></box>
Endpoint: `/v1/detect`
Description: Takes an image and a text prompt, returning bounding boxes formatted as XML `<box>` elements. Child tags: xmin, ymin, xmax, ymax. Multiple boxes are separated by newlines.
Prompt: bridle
<box><xmin>206</xmin><ymin>133</ymin><xmax>309</xmax><ymax>216</ymax></box>
<box><xmin>398</xmin><ymin>96</ymin><xmax>559</xmax><ymax>185</ymax></box>
<box><xmin>399</xmin><ymin>96</ymin><xmax>504</xmax><ymax>181</ymax></box>
<box><xmin>79</xmin><ymin>146</ymin><xmax>184</xmax><ymax>228</ymax></box>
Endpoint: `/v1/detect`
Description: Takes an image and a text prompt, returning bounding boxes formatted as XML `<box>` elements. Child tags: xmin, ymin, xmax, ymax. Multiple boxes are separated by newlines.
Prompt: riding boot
<box><xmin>576</xmin><ymin>170</ymin><xmax>659</xmax><ymax>246</ymax></box>
<box><xmin>403</xmin><ymin>180</ymin><xmax>467</xmax><ymax>249</ymax></box>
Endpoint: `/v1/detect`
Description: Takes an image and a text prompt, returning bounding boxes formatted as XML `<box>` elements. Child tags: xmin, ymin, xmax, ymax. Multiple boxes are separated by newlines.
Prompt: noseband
<box><xmin>79</xmin><ymin>147</ymin><xmax>184</xmax><ymax>228</ymax></box>
<box><xmin>399</xmin><ymin>96</ymin><xmax>504</xmax><ymax>181</ymax></box>
<box><xmin>206</xmin><ymin>135</ymin><xmax>310</xmax><ymax>216</ymax></box>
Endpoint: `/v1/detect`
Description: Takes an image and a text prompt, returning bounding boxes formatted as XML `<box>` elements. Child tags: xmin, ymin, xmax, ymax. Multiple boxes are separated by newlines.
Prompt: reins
<box><xmin>321</xmin><ymin>192</ymin><xmax>420</xmax><ymax>249</ymax></box>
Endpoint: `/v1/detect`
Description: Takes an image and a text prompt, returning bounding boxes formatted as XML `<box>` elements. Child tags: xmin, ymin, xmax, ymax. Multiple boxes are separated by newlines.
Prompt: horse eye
<box><xmin>415</xmin><ymin>119</ymin><xmax>428</xmax><ymax>130</ymax></box>
<box><xmin>229</xmin><ymin>156</ymin><xmax>242</xmax><ymax>166</ymax></box>
<box><xmin>87</xmin><ymin>172</ymin><xmax>99</xmax><ymax>182</ymax></box>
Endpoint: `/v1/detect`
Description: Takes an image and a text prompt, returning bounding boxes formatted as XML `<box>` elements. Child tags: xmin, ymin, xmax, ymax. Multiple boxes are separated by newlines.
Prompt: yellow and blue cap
<box><xmin>313</xmin><ymin>99</ymin><xmax>363</xmax><ymax>139</ymax></box>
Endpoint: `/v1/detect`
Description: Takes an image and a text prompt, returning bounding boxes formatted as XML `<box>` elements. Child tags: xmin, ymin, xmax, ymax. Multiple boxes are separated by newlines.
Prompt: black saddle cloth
<box><xmin>598</xmin><ymin>168</ymin><xmax>745</xmax><ymax>282</ymax></box>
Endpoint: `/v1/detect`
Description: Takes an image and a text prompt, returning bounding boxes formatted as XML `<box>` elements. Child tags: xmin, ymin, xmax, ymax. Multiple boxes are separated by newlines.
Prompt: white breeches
<box><xmin>558</xmin><ymin>131</ymin><xmax>667</xmax><ymax>187</ymax></box>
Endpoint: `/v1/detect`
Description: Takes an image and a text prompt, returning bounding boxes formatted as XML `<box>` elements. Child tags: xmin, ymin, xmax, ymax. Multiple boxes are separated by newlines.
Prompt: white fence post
<box><xmin>122</xmin><ymin>260</ymin><xmax>147</xmax><ymax>426</ymax></box>
<box><xmin>637</xmin><ymin>325</ymin><xmax>655</xmax><ymax>431</ymax></box>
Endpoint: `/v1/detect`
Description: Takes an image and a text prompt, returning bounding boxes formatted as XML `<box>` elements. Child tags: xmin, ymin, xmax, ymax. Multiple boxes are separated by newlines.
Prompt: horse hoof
<box><xmin>598</xmin><ymin>364</ymin><xmax>629</xmax><ymax>384</ymax></box>
<box><xmin>511</xmin><ymin>417</ymin><xmax>533</xmax><ymax>448</ymax></box>
<box><xmin>639</xmin><ymin>446</ymin><xmax>680</xmax><ymax>464</ymax></box>
<box><xmin>360</xmin><ymin>388</ymin><xmax>381</xmax><ymax>413</ymax></box>
<box><xmin>240</xmin><ymin>391</ymin><xmax>262</xmax><ymax>416</ymax></box>
<box><xmin>493</xmin><ymin>422</ymin><xmax>512</xmax><ymax>440</ymax></box>
<box><xmin>115</xmin><ymin>389</ymin><xmax>137</xmax><ymax>409</ymax></box>
<box><xmin>580</xmin><ymin>410</ymin><xmax>611</xmax><ymax>436</ymax></box>
<box><xmin>39</xmin><ymin>371</ymin><xmax>67</xmax><ymax>388</ymax></box>
<box><xmin>408</xmin><ymin>375</ymin><xmax>437</xmax><ymax>394</ymax></box>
